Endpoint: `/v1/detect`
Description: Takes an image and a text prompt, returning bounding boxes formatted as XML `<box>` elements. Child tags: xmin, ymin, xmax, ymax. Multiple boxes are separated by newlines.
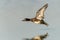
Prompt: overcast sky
<box><xmin>0</xmin><ymin>0</ymin><xmax>60</xmax><ymax>40</ymax></box>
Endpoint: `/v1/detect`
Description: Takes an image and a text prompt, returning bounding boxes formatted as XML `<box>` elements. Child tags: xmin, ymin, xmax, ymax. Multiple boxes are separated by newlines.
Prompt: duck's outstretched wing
<box><xmin>40</xmin><ymin>33</ymin><xmax>48</xmax><ymax>39</ymax></box>
<box><xmin>36</xmin><ymin>3</ymin><xmax>48</xmax><ymax>20</ymax></box>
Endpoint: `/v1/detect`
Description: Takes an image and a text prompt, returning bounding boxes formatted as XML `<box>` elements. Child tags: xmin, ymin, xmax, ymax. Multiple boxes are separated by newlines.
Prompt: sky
<box><xmin>0</xmin><ymin>0</ymin><xmax>60</xmax><ymax>40</ymax></box>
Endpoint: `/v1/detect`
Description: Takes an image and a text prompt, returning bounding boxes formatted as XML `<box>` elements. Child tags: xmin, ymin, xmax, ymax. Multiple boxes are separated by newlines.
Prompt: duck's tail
<box><xmin>41</xmin><ymin>20</ymin><xmax>48</xmax><ymax>26</ymax></box>
<box><xmin>44</xmin><ymin>22</ymin><xmax>48</xmax><ymax>26</ymax></box>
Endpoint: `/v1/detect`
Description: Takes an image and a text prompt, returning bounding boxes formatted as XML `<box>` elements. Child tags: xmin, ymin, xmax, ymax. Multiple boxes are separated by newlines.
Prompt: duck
<box><xmin>24</xmin><ymin>33</ymin><xmax>48</xmax><ymax>40</ymax></box>
<box><xmin>22</xmin><ymin>3</ymin><xmax>48</xmax><ymax>26</ymax></box>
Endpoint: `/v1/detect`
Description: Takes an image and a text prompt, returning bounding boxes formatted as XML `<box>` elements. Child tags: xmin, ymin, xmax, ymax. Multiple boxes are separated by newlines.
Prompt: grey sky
<box><xmin>0</xmin><ymin>0</ymin><xmax>60</xmax><ymax>40</ymax></box>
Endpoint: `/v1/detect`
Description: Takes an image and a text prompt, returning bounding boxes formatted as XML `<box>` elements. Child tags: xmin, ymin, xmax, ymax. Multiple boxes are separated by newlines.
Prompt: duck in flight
<box><xmin>23</xmin><ymin>33</ymin><xmax>48</xmax><ymax>40</ymax></box>
<box><xmin>22</xmin><ymin>3</ymin><xmax>48</xmax><ymax>26</ymax></box>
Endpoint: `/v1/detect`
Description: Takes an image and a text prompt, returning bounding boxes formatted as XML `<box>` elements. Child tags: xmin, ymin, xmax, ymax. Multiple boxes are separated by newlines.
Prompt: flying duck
<box><xmin>23</xmin><ymin>33</ymin><xmax>48</xmax><ymax>40</ymax></box>
<box><xmin>22</xmin><ymin>3</ymin><xmax>48</xmax><ymax>26</ymax></box>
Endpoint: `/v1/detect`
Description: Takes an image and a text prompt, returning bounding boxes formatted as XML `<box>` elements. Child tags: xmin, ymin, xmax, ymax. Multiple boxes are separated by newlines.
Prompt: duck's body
<box><xmin>24</xmin><ymin>33</ymin><xmax>48</xmax><ymax>40</ymax></box>
<box><xmin>22</xmin><ymin>3</ymin><xmax>48</xmax><ymax>26</ymax></box>
<box><xmin>22</xmin><ymin>18</ymin><xmax>48</xmax><ymax>26</ymax></box>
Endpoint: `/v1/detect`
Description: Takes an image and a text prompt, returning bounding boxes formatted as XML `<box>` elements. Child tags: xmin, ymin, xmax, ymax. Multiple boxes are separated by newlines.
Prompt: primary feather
<box><xmin>36</xmin><ymin>3</ymin><xmax>48</xmax><ymax>20</ymax></box>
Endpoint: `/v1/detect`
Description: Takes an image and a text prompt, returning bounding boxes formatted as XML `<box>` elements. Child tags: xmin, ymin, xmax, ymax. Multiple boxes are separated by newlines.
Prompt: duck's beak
<box><xmin>22</xmin><ymin>19</ymin><xmax>26</xmax><ymax>21</ymax></box>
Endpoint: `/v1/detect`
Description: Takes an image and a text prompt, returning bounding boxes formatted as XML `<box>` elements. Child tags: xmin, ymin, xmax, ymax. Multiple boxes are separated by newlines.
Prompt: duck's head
<box><xmin>22</xmin><ymin>18</ymin><xmax>31</xmax><ymax>21</ymax></box>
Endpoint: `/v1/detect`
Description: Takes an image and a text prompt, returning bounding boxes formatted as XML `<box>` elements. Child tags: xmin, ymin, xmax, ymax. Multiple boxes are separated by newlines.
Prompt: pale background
<box><xmin>0</xmin><ymin>0</ymin><xmax>60</xmax><ymax>40</ymax></box>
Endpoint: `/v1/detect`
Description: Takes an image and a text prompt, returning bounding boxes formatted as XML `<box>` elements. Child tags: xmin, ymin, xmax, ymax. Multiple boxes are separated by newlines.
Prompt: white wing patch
<box><xmin>36</xmin><ymin>7</ymin><xmax>45</xmax><ymax>20</ymax></box>
<box><xmin>36</xmin><ymin>3</ymin><xmax>48</xmax><ymax>20</ymax></box>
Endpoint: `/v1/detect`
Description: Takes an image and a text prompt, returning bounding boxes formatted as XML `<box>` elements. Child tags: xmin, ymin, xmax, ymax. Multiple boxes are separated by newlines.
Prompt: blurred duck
<box><xmin>23</xmin><ymin>33</ymin><xmax>48</xmax><ymax>40</ymax></box>
<box><xmin>22</xmin><ymin>3</ymin><xmax>48</xmax><ymax>26</ymax></box>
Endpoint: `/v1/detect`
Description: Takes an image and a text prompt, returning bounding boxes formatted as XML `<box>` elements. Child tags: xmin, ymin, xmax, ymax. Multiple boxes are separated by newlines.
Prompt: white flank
<box><xmin>33</xmin><ymin>36</ymin><xmax>41</xmax><ymax>40</ymax></box>
<box><xmin>34</xmin><ymin>21</ymin><xmax>40</xmax><ymax>24</ymax></box>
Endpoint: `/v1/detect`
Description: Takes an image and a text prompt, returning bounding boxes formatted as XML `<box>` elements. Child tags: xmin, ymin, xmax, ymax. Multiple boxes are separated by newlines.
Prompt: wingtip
<box><xmin>46</xmin><ymin>32</ymin><xmax>48</xmax><ymax>35</ymax></box>
<box><xmin>46</xmin><ymin>3</ymin><xmax>48</xmax><ymax>5</ymax></box>
<box><xmin>45</xmin><ymin>3</ymin><xmax>48</xmax><ymax>5</ymax></box>
<box><xmin>45</xmin><ymin>3</ymin><xmax>48</xmax><ymax>6</ymax></box>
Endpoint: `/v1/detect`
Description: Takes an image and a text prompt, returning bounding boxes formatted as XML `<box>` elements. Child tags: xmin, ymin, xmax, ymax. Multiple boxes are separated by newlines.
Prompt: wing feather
<box><xmin>36</xmin><ymin>3</ymin><xmax>48</xmax><ymax>20</ymax></box>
